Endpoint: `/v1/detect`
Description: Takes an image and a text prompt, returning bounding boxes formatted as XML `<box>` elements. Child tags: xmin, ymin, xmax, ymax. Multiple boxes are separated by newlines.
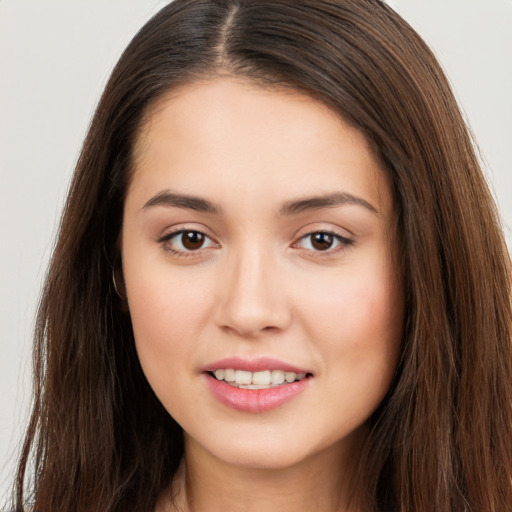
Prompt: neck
<box><xmin>162</xmin><ymin>432</ymin><xmax>366</xmax><ymax>512</ymax></box>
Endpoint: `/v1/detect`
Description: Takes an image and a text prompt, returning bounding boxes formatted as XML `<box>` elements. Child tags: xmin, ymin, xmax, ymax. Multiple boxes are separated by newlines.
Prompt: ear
<box><xmin>112</xmin><ymin>265</ymin><xmax>129</xmax><ymax>311</ymax></box>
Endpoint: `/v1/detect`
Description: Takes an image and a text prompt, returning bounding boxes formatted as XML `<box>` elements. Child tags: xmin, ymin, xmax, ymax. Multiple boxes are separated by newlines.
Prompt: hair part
<box><xmin>15</xmin><ymin>1</ymin><xmax>512</xmax><ymax>511</ymax></box>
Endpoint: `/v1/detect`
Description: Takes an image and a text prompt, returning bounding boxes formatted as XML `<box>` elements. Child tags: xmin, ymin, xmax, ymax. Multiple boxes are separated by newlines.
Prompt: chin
<box><xmin>185</xmin><ymin>428</ymin><xmax>344</xmax><ymax>472</ymax></box>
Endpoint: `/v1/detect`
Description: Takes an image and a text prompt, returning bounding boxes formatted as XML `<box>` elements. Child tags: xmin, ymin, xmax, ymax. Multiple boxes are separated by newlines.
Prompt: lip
<box><xmin>202</xmin><ymin>357</ymin><xmax>310</xmax><ymax>374</ymax></box>
<box><xmin>202</xmin><ymin>357</ymin><xmax>313</xmax><ymax>413</ymax></box>
<box><xmin>204</xmin><ymin>373</ymin><xmax>311</xmax><ymax>413</ymax></box>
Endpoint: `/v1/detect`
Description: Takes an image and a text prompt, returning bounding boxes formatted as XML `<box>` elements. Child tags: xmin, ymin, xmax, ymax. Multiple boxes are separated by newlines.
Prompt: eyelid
<box><xmin>292</xmin><ymin>221</ymin><xmax>355</xmax><ymax>239</ymax></box>
<box><xmin>156</xmin><ymin>222</ymin><xmax>218</xmax><ymax>241</ymax></box>
<box><xmin>291</xmin><ymin>227</ymin><xmax>354</xmax><ymax>256</ymax></box>
<box><xmin>157</xmin><ymin>226</ymin><xmax>220</xmax><ymax>256</ymax></box>
<box><xmin>156</xmin><ymin>223</ymin><xmax>354</xmax><ymax>258</ymax></box>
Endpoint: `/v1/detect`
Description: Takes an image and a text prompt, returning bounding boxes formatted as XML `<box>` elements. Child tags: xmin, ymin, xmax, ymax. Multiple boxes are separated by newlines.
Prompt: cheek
<box><xmin>308</xmin><ymin>269</ymin><xmax>399</xmax><ymax>330</ymax></box>
<box><xmin>124</xmin><ymin>264</ymin><xmax>215</xmax><ymax>386</ymax></box>
<box><xmin>301</xmin><ymin>257</ymin><xmax>403</xmax><ymax>376</ymax></box>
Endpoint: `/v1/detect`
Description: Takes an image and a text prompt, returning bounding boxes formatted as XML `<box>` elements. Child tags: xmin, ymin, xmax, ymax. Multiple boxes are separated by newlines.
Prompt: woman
<box><xmin>13</xmin><ymin>1</ymin><xmax>512</xmax><ymax>511</ymax></box>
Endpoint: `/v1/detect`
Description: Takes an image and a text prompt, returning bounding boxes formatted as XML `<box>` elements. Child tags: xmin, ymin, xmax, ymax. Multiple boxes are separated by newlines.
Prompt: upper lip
<box><xmin>202</xmin><ymin>357</ymin><xmax>312</xmax><ymax>375</ymax></box>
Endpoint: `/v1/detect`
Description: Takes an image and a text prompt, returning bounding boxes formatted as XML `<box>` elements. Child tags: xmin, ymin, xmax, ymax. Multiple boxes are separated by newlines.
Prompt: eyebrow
<box><xmin>142</xmin><ymin>190</ymin><xmax>378</xmax><ymax>216</ymax></box>
<box><xmin>279</xmin><ymin>192</ymin><xmax>379</xmax><ymax>216</ymax></box>
<box><xmin>142</xmin><ymin>190</ymin><xmax>222</xmax><ymax>214</ymax></box>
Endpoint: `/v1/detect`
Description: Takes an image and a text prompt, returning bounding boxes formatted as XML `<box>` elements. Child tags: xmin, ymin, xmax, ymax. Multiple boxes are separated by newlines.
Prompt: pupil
<box><xmin>182</xmin><ymin>231</ymin><xmax>204</xmax><ymax>250</ymax></box>
<box><xmin>312</xmin><ymin>233</ymin><xmax>333</xmax><ymax>251</ymax></box>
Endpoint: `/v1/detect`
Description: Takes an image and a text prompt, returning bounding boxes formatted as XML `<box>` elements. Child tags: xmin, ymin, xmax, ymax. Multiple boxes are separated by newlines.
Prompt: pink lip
<box><xmin>202</xmin><ymin>357</ymin><xmax>310</xmax><ymax>374</ymax></box>
<box><xmin>204</xmin><ymin>374</ymin><xmax>311</xmax><ymax>413</ymax></box>
<box><xmin>202</xmin><ymin>357</ymin><xmax>313</xmax><ymax>413</ymax></box>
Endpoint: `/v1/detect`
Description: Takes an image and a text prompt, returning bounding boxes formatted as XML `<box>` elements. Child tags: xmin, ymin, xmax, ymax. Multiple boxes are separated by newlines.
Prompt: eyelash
<box><xmin>157</xmin><ymin>229</ymin><xmax>354</xmax><ymax>258</ymax></box>
<box><xmin>157</xmin><ymin>229</ymin><xmax>218</xmax><ymax>258</ymax></box>
<box><xmin>293</xmin><ymin>230</ymin><xmax>354</xmax><ymax>256</ymax></box>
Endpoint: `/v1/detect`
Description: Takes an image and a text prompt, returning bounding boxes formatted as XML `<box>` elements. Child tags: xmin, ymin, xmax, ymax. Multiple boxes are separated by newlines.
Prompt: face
<box><xmin>122</xmin><ymin>78</ymin><xmax>403</xmax><ymax>470</ymax></box>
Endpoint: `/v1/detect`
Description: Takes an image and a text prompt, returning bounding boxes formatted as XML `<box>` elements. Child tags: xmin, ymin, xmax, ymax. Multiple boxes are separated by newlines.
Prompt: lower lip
<box><xmin>204</xmin><ymin>374</ymin><xmax>311</xmax><ymax>413</ymax></box>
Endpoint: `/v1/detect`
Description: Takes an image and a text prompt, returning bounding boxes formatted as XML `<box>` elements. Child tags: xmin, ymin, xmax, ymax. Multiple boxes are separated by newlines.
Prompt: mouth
<box><xmin>208</xmin><ymin>369</ymin><xmax>312</xmax><ymax>389</ymax></box>
<box><xmin>203</xmin><ymin>357</ymin><xmax>313</xmax><ymax>412</ymax></box>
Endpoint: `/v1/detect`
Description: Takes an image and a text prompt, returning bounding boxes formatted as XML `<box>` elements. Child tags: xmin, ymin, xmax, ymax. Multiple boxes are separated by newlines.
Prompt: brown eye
<box><xmin>311</xmin><ymin>232</ymin><xmax>334</xmax><ymax>251</ymax></box>
<box><xmin>295</xmin><ymin>231</ymin><xmax>353</xmax><ymax>254</ymax></box>
<box><xmin>181</xmin><ymin>231</ymin><xmax>205</xmax><ymax>250</ymax></box>
<box><xmin>159</xmin><ymin>229</ymin><xmax>217</xmax><ymax>255</ymax></box>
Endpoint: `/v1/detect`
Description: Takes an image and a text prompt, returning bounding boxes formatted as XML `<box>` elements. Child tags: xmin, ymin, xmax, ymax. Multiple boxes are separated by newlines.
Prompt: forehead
<box><xmin>129</xmin><ymin>77</ymin><xmax>391</xmax><ymax>216</ymax></box>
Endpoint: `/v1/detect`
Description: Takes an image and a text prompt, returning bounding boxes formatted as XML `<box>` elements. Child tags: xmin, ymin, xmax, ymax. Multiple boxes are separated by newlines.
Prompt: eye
<box><xmin>159</xmin><ymin>229</ymin><xmax>218</xmax><ymax>254</ymax></box>
<box><xmin>295</xmin><ymin>231</ymin><xmax>353</xmax><ymax>253</ymax></box>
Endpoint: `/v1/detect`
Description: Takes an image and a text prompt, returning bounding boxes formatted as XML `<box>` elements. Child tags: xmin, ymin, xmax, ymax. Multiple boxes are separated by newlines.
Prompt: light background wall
<box><xmin>1</xmin><ymin>0</ymin><xmax>511</xmax><ymax>504</ymax></box>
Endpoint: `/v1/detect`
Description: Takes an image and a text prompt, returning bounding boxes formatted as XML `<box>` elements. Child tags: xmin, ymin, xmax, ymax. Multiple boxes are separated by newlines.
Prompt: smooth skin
<box><xmin>121</xmin><ymin>78</ymin><xmax>404</xmax><ymax>512</ymax></box>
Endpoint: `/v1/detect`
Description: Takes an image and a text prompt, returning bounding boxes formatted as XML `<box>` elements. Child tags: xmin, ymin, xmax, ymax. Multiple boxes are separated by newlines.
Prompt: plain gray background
<box><xmin>1</xmin><ymin>0</ymin><xmax>511</xmax><ymax>503</ymax></box>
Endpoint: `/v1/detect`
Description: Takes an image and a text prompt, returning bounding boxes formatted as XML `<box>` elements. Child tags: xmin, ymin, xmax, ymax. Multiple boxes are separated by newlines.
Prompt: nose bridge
<box><xmin>217</xmin><ymin>238</ymin><xmax>289</xmax><ymax>336</ymax></box>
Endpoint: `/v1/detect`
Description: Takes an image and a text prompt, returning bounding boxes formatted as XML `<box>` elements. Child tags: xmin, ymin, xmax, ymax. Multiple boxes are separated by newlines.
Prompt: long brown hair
<box><xmin>14</xmin><ymin>1</ymin><xmax>512</xmax><ymax>511</ymax></box>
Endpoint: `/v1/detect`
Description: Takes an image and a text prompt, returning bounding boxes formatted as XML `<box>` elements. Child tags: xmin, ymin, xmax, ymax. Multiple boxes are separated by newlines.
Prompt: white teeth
<box><xmin>224</xmin><ymin>368</ymin><xmax>236</xmax><ymax>382</ymax></box>
<box><xmin>235</xmin><ymin>370</ymin><xmax>252</xmax><ymax>385</ymax></box>
<box><xmin>211</xmin><ymin>368</ymin><xmax>308</xmax><ymax>388</ymax></box>
<box><xmin>271</xmin><ymin>369</ymin><xmax>285</xmax><ymax>385</ymax></box>
<box><xmin>252</xmin><ymin>370</ymin><xmax>271</xmax><ymax>385</ymax></box>
<box><xmin>285</xmin><ymin>372</ymin><xmax>296</xmax><ymax>383</ymax></box>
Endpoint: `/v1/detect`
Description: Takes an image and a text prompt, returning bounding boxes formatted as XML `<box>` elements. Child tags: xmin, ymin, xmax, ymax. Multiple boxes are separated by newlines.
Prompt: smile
<box><xmin>210</xmin><ymin>369</ymin><xmax>308</xmax><ymax>389</ymax></box>
<box><xmin>203</xmin><ymin>359</ymin><xmax>313</xmax><ymax>413</ymax></box>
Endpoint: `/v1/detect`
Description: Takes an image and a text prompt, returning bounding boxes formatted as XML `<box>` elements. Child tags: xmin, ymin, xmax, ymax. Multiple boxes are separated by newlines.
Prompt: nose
<box><xmin>215</xmin><ymin>245</ymin><xmax>291</xmax><ymax>338</ymax></box>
